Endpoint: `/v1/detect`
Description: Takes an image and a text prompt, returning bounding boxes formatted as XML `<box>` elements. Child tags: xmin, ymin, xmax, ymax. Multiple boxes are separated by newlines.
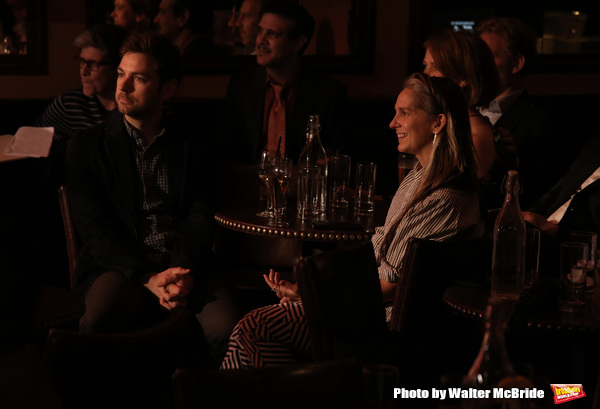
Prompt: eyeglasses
<box><xmin>79</xmin><ymin>58</ymin><xmax>108</xmax><ymax>72</ymax></box>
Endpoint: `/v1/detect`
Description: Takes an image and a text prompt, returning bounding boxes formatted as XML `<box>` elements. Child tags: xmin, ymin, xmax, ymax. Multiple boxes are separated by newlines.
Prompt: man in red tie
<box><xmin>224</xmin><ymin>2</ymin><xmax>347</xmax><ymax>163</ymax></box>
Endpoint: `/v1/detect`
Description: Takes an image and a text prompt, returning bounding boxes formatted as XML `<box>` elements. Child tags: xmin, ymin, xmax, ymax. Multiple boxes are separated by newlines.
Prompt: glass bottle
<box><xmin>297</xmin><ymin>115</ymin><xmax>327</xmax><ymax>219</ymax></box>
<box><xmin>461</xmin><ymin>297</ymin><xmax>530</xmax><ymax>409</ymax></box>
<box><xmin>491</xmin><ymin>170</ymin><xmax>526</xmax><ymax>300</ymax></box>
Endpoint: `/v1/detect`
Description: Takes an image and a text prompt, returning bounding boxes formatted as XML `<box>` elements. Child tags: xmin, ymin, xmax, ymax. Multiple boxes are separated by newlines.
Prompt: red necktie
<box><xmin>267</xmin><ymin>83</ymin><xmax>285</xmax><ymax>156</ymax></box>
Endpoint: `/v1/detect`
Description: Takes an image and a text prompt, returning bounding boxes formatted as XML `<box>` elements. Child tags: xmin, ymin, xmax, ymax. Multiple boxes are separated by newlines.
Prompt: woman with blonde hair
<box><xmin>221</xmin><ymin>73</ymin><xmax>485</xmax><ymax>368</ymax></box>
<box><xmin>423</xmin><ymin>29</ymin><xmax>500</xmax><ymax>180</ymax></box>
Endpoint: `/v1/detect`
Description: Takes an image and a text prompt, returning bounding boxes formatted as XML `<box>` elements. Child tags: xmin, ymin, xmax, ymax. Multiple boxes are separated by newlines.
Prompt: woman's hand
<box><xmin>263</xmin><ymin>269</ymin><xmax>301</xmax><ymax>304</ymax></box>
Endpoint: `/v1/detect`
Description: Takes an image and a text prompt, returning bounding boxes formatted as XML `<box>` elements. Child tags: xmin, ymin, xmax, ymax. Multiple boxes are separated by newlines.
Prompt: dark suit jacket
<box><xmin>495</xmin><ymin>91</ymin><xmax>558</xmax><ymax>209</ymax></box>
<box><xmin>223</xmin><ymin>65</ymin><xmax>348</xmax><ymax>163</ymax></box>
<box><xmin>65</xmin><ymin>111</ymin><xmax>215</xmax><ymax>294</ymax></box>
<box><xmin>529</xmin><ymin>134</ymin><xmax>600</xmax><ymax>241</ymax></box>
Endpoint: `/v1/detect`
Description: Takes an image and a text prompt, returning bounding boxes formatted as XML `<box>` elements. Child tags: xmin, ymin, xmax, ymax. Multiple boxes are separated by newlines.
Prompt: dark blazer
<box><xmin>495</xmin><ymin>91</ymin><xmax>558</xmax><ymax>209</ymax></box>
<box><xmin>65</xmin><ymin>111</ymin><xmax>215</xmax><ymax>294</ymax></box>
<box><xmin>223</xmin><ymin>66</ymin><xmax>348</xmax><ymax>163</ymax></box>
<box><xmin>529</xmin><ymin>134</ymin><xmax>600</xmax><ymax>241</ymax></box>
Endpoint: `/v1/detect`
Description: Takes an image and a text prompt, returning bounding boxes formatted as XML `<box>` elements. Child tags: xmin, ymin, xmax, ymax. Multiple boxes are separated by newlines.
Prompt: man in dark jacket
<box><xmin>476</xmin><ymin>17</ymin><xmax>560</xmax><ymax>209</ymax></box>
<box><xmin>224</xmin><ymin>1</ymin><xmax>347</xmax><ymax>163</ymax></box>
<box><xmin>65</xmin><ymin>30</ymin><xmax>238</xmax><ymax>359</ymax></box>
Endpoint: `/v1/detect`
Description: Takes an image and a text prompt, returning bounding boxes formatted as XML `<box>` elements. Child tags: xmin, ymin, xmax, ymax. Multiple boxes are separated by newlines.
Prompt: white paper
<box><xmin>4</xmin><ymin>126</ymin><xmax>54</xmax><ymax>158</ymax></box>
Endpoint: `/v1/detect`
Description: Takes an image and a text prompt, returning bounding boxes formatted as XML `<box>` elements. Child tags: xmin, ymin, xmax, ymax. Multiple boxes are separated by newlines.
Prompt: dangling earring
<box><xmin>433</xmin><ymin>132</ymin><xmax>438</xmax><ymax>145</ymax></box>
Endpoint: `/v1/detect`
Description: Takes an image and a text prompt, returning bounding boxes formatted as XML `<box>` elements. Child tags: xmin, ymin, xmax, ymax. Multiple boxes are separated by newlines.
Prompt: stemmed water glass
<box><xmin>257</xmin><ymin>150</ymin><xmax>292</xmax><ymax>226</ymax></box>
<box><xmin>257</xmin><ymin>149</ymin><xmax>273</xmax><ymax>217</ymax></box>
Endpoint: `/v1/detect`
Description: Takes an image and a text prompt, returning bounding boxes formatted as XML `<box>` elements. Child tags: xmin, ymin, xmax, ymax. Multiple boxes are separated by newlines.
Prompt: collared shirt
<box><xmin>548</xmin><ymin>166</ymin><xmax>600</xmax><ymax>223</ymax></box>
<box><xmin>262</xmin><ymin>74</ymin><xmax>296</xmax><ymax>148</ymax></box>
<box><xmin>478</xmin><ymin>89</ymin><xmax>524</xmax><ymax>126</ymax></box>
<box><xmin>124</xmin><ymin>118</ymin><xmax>176</xmax><ymax>267</ymax></box>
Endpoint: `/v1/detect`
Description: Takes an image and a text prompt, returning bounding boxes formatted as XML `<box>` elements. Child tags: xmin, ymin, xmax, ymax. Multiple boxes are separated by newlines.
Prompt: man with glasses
<box><xmin>33</xmin><ymin>24</ymin><xmax>129</xmax><ymax>142</ymax></box>
<box><xmin>29</xmin><ymin>24</ymin><xmax>129</xmax><ymax>290</ymax></box>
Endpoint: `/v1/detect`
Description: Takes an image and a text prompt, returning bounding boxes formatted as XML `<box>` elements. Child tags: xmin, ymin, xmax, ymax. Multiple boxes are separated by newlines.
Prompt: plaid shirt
<box><xmin>125</xmin><ymin>118</ymin><xmax>176</xmax><ymax>267</ymax></box>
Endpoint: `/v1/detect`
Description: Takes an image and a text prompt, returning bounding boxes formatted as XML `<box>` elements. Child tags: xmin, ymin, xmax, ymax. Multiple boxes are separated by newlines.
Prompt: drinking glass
<box><xmin>570</xmin><ymin>231</ymin><xmax>597</xmax><ymax>292</ymax></box>
<box><xmin>398</xmin><ymin>152</ymin><xmax>417</xmax><ymax>185</ymax></box>
<box><xmin>330</xmin><ymin>154</ymin><xmax>351</xmax><ymax>208</ymax></box>
<box><xmin>354</xmin><ymin>162</ymin><xmax>377</xmax><ymax>214</ymax></box>
<box><xmin>523</xmin><ymin>227</ymin><xmax>541</xmax><ymax>288</ymax></box>
<box><xmin>257</xmin><ymin>149</ymin><xmax>273</xmax><ymax>217</ymax></box>
<box><xmin>265</xmin><ymin>156</ymin><xmax>291</xmax><ymax>227</ymax></box>
<box><xmin>559</xmin><ymin>241</ymin><xmax>588</xmax><ymax>313</ymax></box>
<box><xmin>271</xmin><ymin>157</ymin><xmax>294</xmax><ymax>226</ymax></box>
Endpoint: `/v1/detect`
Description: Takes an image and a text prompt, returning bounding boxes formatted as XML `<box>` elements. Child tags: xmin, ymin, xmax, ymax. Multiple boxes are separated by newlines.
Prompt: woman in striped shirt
<box><xmin>221</xmin><ymin>73</ymin><xmax>485</xmax><ymax>369</ymax></box>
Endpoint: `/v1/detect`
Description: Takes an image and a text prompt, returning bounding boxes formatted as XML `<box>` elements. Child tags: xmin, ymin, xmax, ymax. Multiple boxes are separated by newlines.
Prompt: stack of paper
<box><xmin>0</xmin><ymin>126</ymin><xmax>54</xmax><ymax>162</ymax></box>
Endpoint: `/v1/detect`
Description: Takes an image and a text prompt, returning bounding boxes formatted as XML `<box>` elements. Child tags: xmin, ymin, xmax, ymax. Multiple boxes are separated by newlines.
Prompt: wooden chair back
<box><xmin>173</xmin><ymin>358</ymin><xmax>363</xmax><ymax>409</ymax></box>
<box><xmin>389</xmin><ymin>237</ymin><xmax>492</xmax><ymax>387</ymax></box>
<box><xmin>57</xmin><ymin>185</ymin><xmax>80</xmax><ymax>288</ymax></box>
<box><xmin>295</xmin><ymin>241</ymin><xmax>388</xmax><ymax>362</ymax></box>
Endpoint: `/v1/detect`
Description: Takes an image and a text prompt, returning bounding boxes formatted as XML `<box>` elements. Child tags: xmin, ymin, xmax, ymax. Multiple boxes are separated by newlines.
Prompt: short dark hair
<box><xmin>74</xmin><ymin>24</ymin><xmax>129</xmax><ymax>67</ymax></box>
<box><xmin>170</xmin><ymin>0</ymin><xmax>213</xmax><ymax>34</ymax></box>
<box><xmin>128</xmin><ymin>0</ymin><xmax>159</xmax><ymax>29</ymax></box>
<box><xmin>475</xmin><ymin>17</ymin><xmax>538</xmax><ymax>76</ymax></box>
<box><xmin>120</xmin><ymin>30</ymin><xmax>182</xmax><ymax>84</ymax></box>
<box><xmin>260</xmin><ymin>1</ymin><xmax>315</xmax><ymax>54</ymax></box>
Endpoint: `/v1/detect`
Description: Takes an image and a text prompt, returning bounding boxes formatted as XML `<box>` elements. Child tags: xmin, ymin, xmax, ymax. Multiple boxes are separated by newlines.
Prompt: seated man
<box><xmin>523</xmin><ymin>135</ymin><xmax>600</xmax><ymax>276</ymax></box>
<box><xmin>223</xmin><ymin>1</ymin><xmax>347</xmax><ymax>163</ymax></box>
<box><xmin>111</xmin><ymin>0</ymin><xmax>158</xmax><ymax>31</ymax></box>
<box><xmin>476</xmin><ymin>17</ymin><xmax>560</xmax><ymax>209</ymax></box>
<box><xmin>225</xmin><ymin>0</ymin><xmax>243</xmax><ymax>54</ymax></box>
<box><xmin>233</xmin><ymin>0</ymin><xmax>264</xmax><ymax>55</ymax></box>
<box><xmin>153</xmin><ymin>0</ymin><xmax>220</xmax><ymax>61</ymax></box>
<box><xmin>65</xmin><ymin>31</ymin><xmax>239</xmax><ymax>362</ymax></box>
<box><xmin>524</xmin><ymin>134</ymin><xmax>600</xmax><ymax>241</ymax></box>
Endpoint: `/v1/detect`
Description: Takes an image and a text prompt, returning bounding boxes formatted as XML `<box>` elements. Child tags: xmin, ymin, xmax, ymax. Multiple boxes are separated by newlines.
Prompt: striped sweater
<box><xmin>33</xmin><ymin>87</ymin><xmax>111</xmax><ymax>140</ymax></box>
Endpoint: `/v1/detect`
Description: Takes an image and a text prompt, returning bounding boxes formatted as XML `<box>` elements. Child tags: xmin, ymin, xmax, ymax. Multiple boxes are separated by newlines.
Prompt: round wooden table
<box><xmin>443</xmin><ymin>282</ymin><xmax>600</xmax><ymax>333</ymax></box>
<box><xmin>214</xmin><ymin>162</ymin><xmax>391</xmax><ymax>293</ymax></box>
<box><xmin>215</xmin><ymin>199</ymin><xmax>388</xmax><ymax>243</ymax></box>
<box><xmin>215</xmin><ymin>161</ymin><xmax>389</xmax><ymax>244</ymax></box>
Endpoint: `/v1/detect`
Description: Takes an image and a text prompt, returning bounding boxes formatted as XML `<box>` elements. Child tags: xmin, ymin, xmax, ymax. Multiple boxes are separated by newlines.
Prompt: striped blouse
<box><xmin>372</xmin><ymin>166</ymin><xmax>485</xmax><ymax>284</ymax></box>
<box><xmin>33</xmin><ymin>87</ymin><xmax>111</xmax><ymax>140</ymax></box>
<box><xmin>220</xmin><ymin>165</ymin><xmax>486</xmax><ymax>369</ymax></box>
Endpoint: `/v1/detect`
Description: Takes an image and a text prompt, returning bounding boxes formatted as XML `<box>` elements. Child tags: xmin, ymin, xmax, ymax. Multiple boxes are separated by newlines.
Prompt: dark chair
<box><xmin>172</xmin><ymin>358</ymin><xmax>364</xmax><ymax>409</ymax></box>
<box><xmin>389</xmin><ymin>237</ymin><xmax>492</xmax><ymax>388</ymax></box>
<box><xmin>295</xmin><ymin>241</ymin><xmax>388</xmax><ymax>362</ymax></box>
<box><xmin>44</xmin><ymin>307</ymin><xmax>197</xmax><ymax>409</ymax></box>
<box><xmin>57</xmin><ymin>185</ymin><xmax>80</xmax><ymax>289</ymax></box>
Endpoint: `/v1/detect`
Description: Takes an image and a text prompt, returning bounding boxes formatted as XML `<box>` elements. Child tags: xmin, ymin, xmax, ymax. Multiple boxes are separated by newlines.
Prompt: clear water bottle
<box><xmin>297</xmin><ymin>115</ymin><xmax>327</xmax><ymax>220</ymax></box>
<box><xmin>491</xmin><ymin>170</ymin><xmax>526</xmax><ymax>300</ymax></box>
<box><xmin>461</xmin><ymin>297</ymin><xmax>531</xmax><ymax>409</ymax></box>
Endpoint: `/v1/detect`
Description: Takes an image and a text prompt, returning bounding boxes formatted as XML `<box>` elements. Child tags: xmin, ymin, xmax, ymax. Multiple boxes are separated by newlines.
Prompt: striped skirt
<box><xmin>220</xmin><ymin>301</ymin><xmax>312</xmax><ymax>369</ymax></box>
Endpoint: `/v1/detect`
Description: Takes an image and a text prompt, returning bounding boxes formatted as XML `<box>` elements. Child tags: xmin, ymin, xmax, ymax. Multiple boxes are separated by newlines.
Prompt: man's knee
<box><xmin>79</xmin><ymin>271</ymin><xmax>148</xmax><ymax>333</ymax></box>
